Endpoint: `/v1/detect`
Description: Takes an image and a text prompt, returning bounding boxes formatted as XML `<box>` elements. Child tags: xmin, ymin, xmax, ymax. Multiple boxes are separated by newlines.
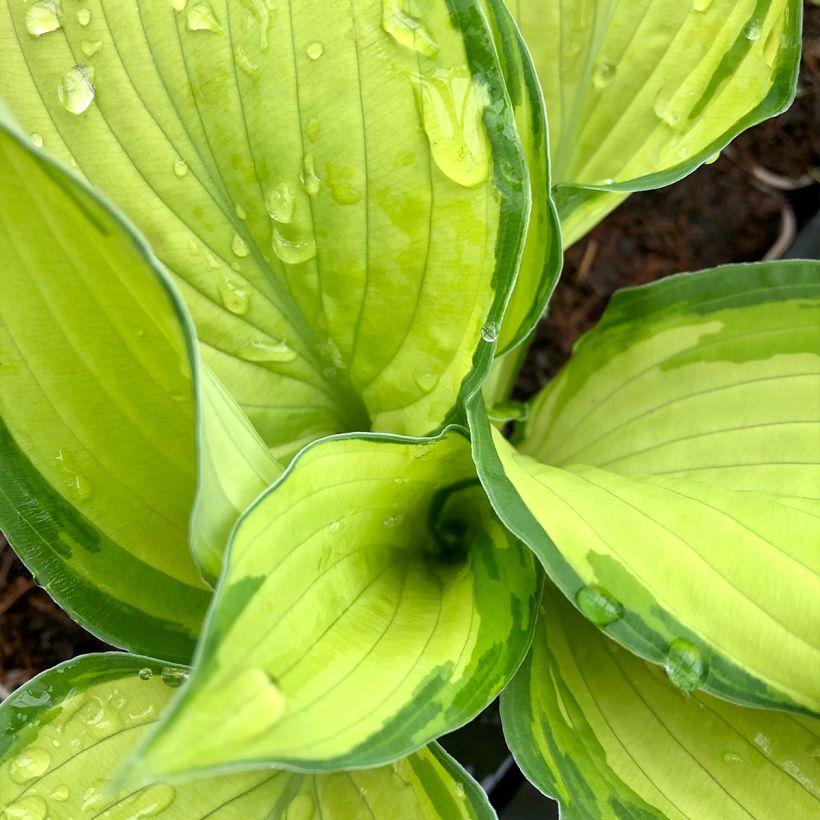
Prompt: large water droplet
<box><xmin>575</xmin><ymin>584</ymin><xmax>623</xmax><ymax>626</ymax></box>
<box><xmin>693</xmin><ymin>0</ymin><xmax>713</xmax><ymax>10</ymax></box>
<box><xmin>234</xmin><ymin>44</ymin><xmax>259</xmax><ymax>78</ymax></box>
<box><xmin>381</xmin><ymin>0</ymin><xmax>439</xmax><ymax>58</ymax></box>
<box><xmin>218</xmin><ymin>278</ymin><xmax>251</xmax><ymax>315</ymax></box>
<box><xmin>326</xmin><ymin>163</ymin><xmax>362</xmax><ymax>205</ymax></box>
<box><xmin>187</xmin><ymin>2</ymin><xmax>223</xmax><ymax>34</ymax></box>
<box><xmin>173</xmin><ymin>158</ymin><xmax>189</xmax><ymax>178</ymax></box>
<box><xmin>49</xmin><ymin>784</ymin><xmax>71</xmax><ymax>802</ymax></box>
<box><xmin>480</xmin><ymin>321</ymin><xmax>499</xmax><ymax>343</ymax></box>
<box><xmin>25</xmin><ymin>1</ymin><xmax>62</xmax><ymax>37</ymax></box>
<box><xmin>30</xmin><ymin>133</ymin><xmax>44</xmax><ymax>148</ymax></box>
<box><xmin>272</xmin><ymin>227</ymin><xmax>317</xmax><ymax>265</ymax></box>
<box><xmin>57</xmin><ymin>65</ymin><xmax>95</xmax><ymax>115</ymax></box>
<box><xmin>9</xmin><ymin>747</ymin><xmax>51</xmax><ymax>784</ymax></box>
<box><xmin>300</xmin><ymin>152</ymin><xmax>321</xmax><ymax>195</ymax></box>
<box><xmin>664</xmin><ymin>638</ymin><xmax>707</xmax><ymax>691</ymax></box>
<box><xmin>306</xmin><ymin>41</ymin><xmax>324</xmax><ymax>60</ymax></box>
<box><xmin>81</xmin><ymin>39</ymin><xmax>102</xmax><ymax>57</ymax></box>
<box><xmin>160</xmin><ymin>667</ymin><xmax>190</xmax><ymax>688</ymax></box>
<box><xmin>454</xmin><ymin>782</ymin><xmax>466</xmax><ymax>799</ymax></box>
<box><xmin>138</xmin><ymin>667</ymin><xmax>154</xmax><ymax>680</ymax></box>
<box><xmin>238</xmin><ymin>338</ymin><xmax>297</xmax><ymax>363</ymax></box>
<box><xmin>4</xmin><ymin>796</ymin><xmax>48</xmax><ymax>820</ymax></box>
<box><xmin>77</xmin><ymin>7</ymin><xmax>91</xmax><ymax>25</ymax></box>
<box><xmin>231</xmin><ymin>233</ymin><xmax>249</xmax><ymax>258</ymax></box>
<box><xmin>592</xmin><ymin>62</ymin><xmax>616</xmax><ymax>90</ymax></box>
<box><xmin>266</xmin><ymin>183</ymin><xmax>295</xmax><ymax>224</ymax></box>
<box><xmin>413</xmin><ymin>68</ymin><xmax>491</xmax><ymax>187</ymax></box>
<box><xmin>283</xmin><ymin>794</ymin><xmax>316</xmax><ymax>820</ymax></box>
<box><xmin>743</xmin><ymin>19</ymin><xmax>761</xmax><ymax>41</ymax></box>
<box><xmin>653</xmin><ymin>87</ymin><xmax>681</xmax><ymax>128</ymax></box>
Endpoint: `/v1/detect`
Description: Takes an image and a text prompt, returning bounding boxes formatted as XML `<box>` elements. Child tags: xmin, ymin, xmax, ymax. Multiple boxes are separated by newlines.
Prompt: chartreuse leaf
<box><xmin>0</xmin><ymin>0</ymin><xmax>531</xmax><ymax>459</ymax></box>
<box><xmin>127</xmin><ymin>429</ymin><xmax>540</xmax><ymax>780</ymax></box>
<box><xmin>0</xmin><ymin>109</ymin><xmax>212</xmax><ymax>662</ymax></box>
<box><xmin>512</xmin><ymin>0</ymin><xmax>802</xmax><ymax>244</ymax></box>
<box><xmin>503</xmin><ymin>586</ymin><xmax>820</xmax><ymax>820</ymax></box>
<box><xmin>191</xmin><ymin>365</ymin><xmax>283</xmax><ymax>584</ymax></box>
<box><xmin>469</xmin><ymin>261</ymin><xmax>820</xmax><ymax>713</ymax></box>
<box><xmin>479</xmin><ymin>0</ymin><xmax>562</xmax><ymax>354</ymax></box>
<box><xmin>0</xmin><ymin>654</ymin><xmax>495</xmax><ymax>819</ymax></box>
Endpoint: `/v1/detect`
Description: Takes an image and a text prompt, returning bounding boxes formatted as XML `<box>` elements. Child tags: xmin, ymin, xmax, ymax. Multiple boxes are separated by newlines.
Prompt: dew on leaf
<box><xmin>77</xmin><ymin>7</ymin><xmax>91</xmax><ymax>26</ymax></box>
<box><xmin>306</xmin><ymin>41</ymin><xmax>324</xmax><ymax>60</ymax></box>
<box><xmin>235</xmin><ymin>44</ymin><xmax>259</xmax><ymax>78</ymax></box>
<box><xmin>283</xmin><ymin>794</ymin><xmax>316</xmax><ymax>820</ymax></box>
<box><xmin>4</xmin><ymin>796</ymin><xmax>48</xmax><ymax>820</ymax></box>
<box><xmin>160</xmin><ymin>667</ymin><xmax>190</xmax><ymax>688</ymax></box>
<box><xmin>381</xmin><ymin>0</ymin><xmax>439</xmax><ymax>58</ymax></box>
<box><xmin>30</xmin><ymin>133</ymin><xmax>44</xmax><ymax>148</ymax></box>
<box><xmin>138</xmin><ymin>667</ymin><xmax>154</xmax><ymax>681</ymax></box>
<box><xmin>693</xmin><ymin>0</ymin><xmax>713</xmax><ymax>10</ymax></box>
<box><xmin>232</xmin><ymin>233</ymin><xmax>249</xmax><ymax>258</ymax></box>
<box><xmin>81</xmin><ymin>39</ymin><xmax>102</xmax><ymax>57</ymax></box>
<box><xmin>219</xmin><ymin>278</ymin><xmax>251</xmax><ymax>315</ymax></box>
<box><xmin>57</xmin><ymin>65</ymin><xmax>96</xmax><ymax>115</ymax></box>
<box><xmin>187</xmin><ymin>2</ymin><xmax>223</xmax><ymax>34</ymax></box>
<box><xmin>173</xmin><ymin>158</ymin><xmax>188</xmax><ymax>178</ymax></box>
<box><xmin>480</xmin><ymin>321</ymin><xmax>499</xmax><ymax>342</ymax></box>
<box><xmin>575</xmin><ymin>584</ymin><xmax>623</xmax><ymax>626</ymax></box>
<box><xmin>305</xmin><ymin>117</ymin><xmax>321</xmax><ymax>142</ymax></box>
<box><xmin>592</xmin><ymin>62</ymin><xmax>616</xmax><ymax>89</ymax></box>
<box><xmin>664</xmin><ymin>638</ymin><xmax>707</xmax><ymax>691</ymax></box>
<box><xmin>266</xmin><ymin>183</ymin><xmax>296</xmax><ymax>224</ymax></box>
<box><xmin>744</xmin><ymin>19</ymin><xmax>762</xmax><ymax>42</ymax></box>
<box><xmin>723</xmin><ymin>752</ymin><xmax>743</xmax><ymax>765</ymax></box>
<box><xmin>49</xmin><ymin>784</ymin><xmax>71</xmax><ymax>802</ymax></box>
<box><xmin>383</xmin><ymin>513</ymin><xmax>405</xmax><ymax>529</ymax></box>
<box><xmin>8</xmin><ymin>747</ymin><xmax>51</xmax><ymax>784</ymax></box>
<box><xmin>272</xmin><ymin>228</ymin><xmax>317</xmax><ymax>265</ymax></box>
<box><xmin>300</xmin><ymin>152</ymin><xmax>321</xmax><ymax>195</ymax></box>
<box><xmin>238</xmin><ymin>338</ymin><xmax>297</xmax><ymax>363</ymax></box>
<box><xmin>25</xmin><ymin>1</ymin><xmax>62</xmax><ymax>37</ymax></box>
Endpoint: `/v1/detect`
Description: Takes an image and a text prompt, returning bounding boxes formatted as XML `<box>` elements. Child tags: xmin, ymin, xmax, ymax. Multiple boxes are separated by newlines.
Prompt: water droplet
<box><xmin>693</xmin><ymin>0</ymin><xmax>713</xmax><ymax>10</ymax></box>
<box><xmin>187</xmin><ymin>2</ymin><xmax>223</xmax><ymax>34</ymax></box>
<box><xmin>413</xmin><ymin>371</ymin><xmax>438</xmax><ymax>391</ymax></box>
<box><xmin>480</xmin><ymin>321</ymin><xmax>499</xmax><ymax>343</ymax></box>
<box><xmin>55</xmin><ymin>449</ymin><xmax>94</xmax><ymax>501</ymax></box>
<box><xmin>231</xmin><ymin>233</ymin><xmax>249</xmax><ymax>258</ymax></box>
<box><xmin>138</xmin><ymin>667</ymin><xmax>153</xmax><ymax>681</ymax></box>
<box><xmin>664</xmin><ymin>638</ymin><xmax>707</xmax><ymax>691</ymax></box>
<box><xmin>454</xmin><ymin>782</ymin><xmax>466</xmax><ymax>799</ymax></box>
<box><xmin>592</xmin><ymin>62</ymin><xmax>616</xmax><ymax>89</ymax></box>
<box><xmin>218</xmin><ymin>278</ymin><xmax>251</xmax><ymax>315</ymax></box>
<box><xmin>116</xmin><ymin>784</ymin><xmax>177</xmax><ymax>817</ymax></box>
<box><xmin>723</xmin><ymin>752</ymin><xmax>742</xmax><ymax>765</ymax></box>
<box><xmin>394</xmin><ymin>476</ymin><xmax>409</xmax><ymax>485</ymax></box>
<box><xmin>300</xmin><ymin>152</ymin><xmax>321</xmax><ymax>195</ymax></box>
<box><xmin>266</xmin><ymin>183</ymin><xmax>296</xmax><ymax>224</ymax></box>
<box><xmin>30</xmin><ymin>133</ymin><xmax>44</xmax><ymax>148</ymax></box>
<box><xmin>77</xmin><ymin>7</ymin><xmax>91</xmax><ymax>25</ymax></box>
<box><xmin>8</xmin><ymin>747</ymin><xmax>51</xmax><ymax>784</ymax></box>
<box><xmin>272</xmin><ymin>227</ymin><xmax>317</xmax><ymax>265</ymax></box>
<box><xmin>170</xmin><ymin>0</ymin><xmax>187</xmax><ymax>10</ymax></box>
<box><xmin>383</xmin><ymin>513</ymin><xmax>405</xmax><ymax>529</ymax></box>
<box><xmin>306</xmin><ymin>41</ymin><xmax>323</xmax><ymax>60</ymax></box>
<box><xmin>234</xmin><ymin>44</ymin><xmax>259</xmax><ymax>78</ymax></box>
<box><xmin>234</xmin><ymin>203</ymin><xmax>247</xmax><ymax>220</ymax></box>
<box><xmin>25</xmin><ymin>0</ymin><xmax>62</xmax><ymax>37</ymax></box>
<box><xmin>80</xmin><ymin>39</ymin><xmax>102</xmax><ymax>57</ymax></box>
<box><xmin>743</xmin><ymin>19</ymin><xmax>761</xmax><ymax>41</ymax></box>
<box><xmin>160</xmin><ymin>667</ymin><xmax>190</xmax><ymax>688</ymax></box>
<box><xmin>48</xmin><ymin>784</ymin><xmax>70</xmax><ymax>802</ymax></box>
<box><xmin>413</xmin><ymin>68</ymin><xmax>491</xmax><ymax>187</ymax></box>
<box><xmin>329</xmin><ymin>520</ymin><xmax>343</xmax><ymax>533</ymax></box>
<box><xmin>704</xmin><ymin>151</ymin><xmax>720</xmax><ymax>165</ymax></box>
<box><xmin>754</xmin><ymin>732</ymin><xmax>772</xmax><ymax>754</ymax></box>
<box><xmin>238</xmin><ymin>338</ymin><xmax>297</xmax><ymax>364</ymax></box>
<box><xmin>326</xmin><ymin>163</ymin><xmax>362</xmax><ymax>205</ymax></box>
<box><xmin>575</xmin><ymin>584</ymin><xmax>623</xmax><ymax>626</ymax></box>
<box><xmin>57</xmin><ymin>65</ymin><xmax>95</xmax><ymax>115</ymax></box>
<box><xmin>173</xmin><ymin>158</ymin><xmax>189</xmax><ymax>178</ymax></box>
<box><xmin>381</xmin><ymin>0</ymin><xmax>439</xmax><ymax>58</ymax></box>
<box><xmin>4</xmin><ymin>796</ymin><xmax>48</xmax><ymax>820</ymax></box>
<box><xmin>283</xmin><ymin>794</ymin><xmax>316</xmax><ymax>820</ymax></box>
<box><xmin>305</xmin><ymin>117</ymin><xmax>321</xmax><ymax>142</ymax></box>
<box><xmin>653</xmin><ymin>87</ymin><xmax>681</xmax><ymax>128</ymax></box>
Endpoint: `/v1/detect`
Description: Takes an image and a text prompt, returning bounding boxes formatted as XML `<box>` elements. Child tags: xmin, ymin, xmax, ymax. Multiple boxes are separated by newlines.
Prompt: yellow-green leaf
<box><xmin>0</xmin><ymin>653</ymin><xmax>496</xmax><ymax>819</ymax></box>
<box><xmin>503</xmin><ymin>585</ymin><xmax>820</xmax><ymax>819</ymax></box>
<box><xmin>469</xmin><ymin>261</ymin><xmax>820</xmax><ymax>713</ymax></box>
<box><xmin>129</xmin><ymin>429</ymin><xmax>541</xmax><ymax>780</ymax></box>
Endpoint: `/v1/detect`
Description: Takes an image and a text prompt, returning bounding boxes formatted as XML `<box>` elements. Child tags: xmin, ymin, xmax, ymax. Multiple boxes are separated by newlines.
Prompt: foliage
<box><xmin>0</xmin><ymin>1</ymin><xmax>816</xmax><ymax>818</ymax></box>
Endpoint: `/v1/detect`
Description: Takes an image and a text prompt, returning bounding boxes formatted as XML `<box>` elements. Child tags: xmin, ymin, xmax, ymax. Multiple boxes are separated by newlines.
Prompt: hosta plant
<box><xmin>0</xmin><ymin>1</ymin><xmax>818</xmax><ymax>818</ymax></box>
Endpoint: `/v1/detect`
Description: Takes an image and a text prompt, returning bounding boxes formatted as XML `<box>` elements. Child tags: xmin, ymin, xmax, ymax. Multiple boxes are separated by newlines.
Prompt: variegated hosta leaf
<box><xmin>0</xmin><ymin>108</ymin><xmax>211</xmax><ymax>661</ymax></box>
<box><xmin>503</xmin><ymin>586</ymin><xmax>820</xmax><ymax>820</ymax></box>
<box><xmin>511</xmin><ymin>0</ymin><xmax>802</xmax><ymax>244</ymax></box>
<box><xmin>128</xmin><ymin>429</ymin><xmax>541</xmax><ymax>780</ymax></box>
<box><xmin>0</xmin><ymin>0</ymin><xmax>535</xmax><ymax>459</ymax></box>
<box><xmin>480</xmin><ymin>0</ymin><xmax>562</xmax><ymax>354</ymax></box>
<box><xmin>469</xmin><ymin>261</ymin><xmax>820</xmax><ymax>713</ymax></box>
<box><xmin>0</xmin><ymin>654</ymin><xmax>495</xmax><ymax>820</ymax></box>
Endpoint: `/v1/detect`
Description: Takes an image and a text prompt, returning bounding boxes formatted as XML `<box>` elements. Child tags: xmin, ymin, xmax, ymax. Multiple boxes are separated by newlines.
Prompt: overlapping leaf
<box><xmin>0</xmin><ymin>653</ymin><xmax>495</xmax><ymax>819</ymax></box>
<box><xmin>511</xmin><ymin>0</ymin><xmax>802</xmax><ymax>244</ymax></box>
<box><xmin>1</xmin><ymin>0</ymin><xmax>534</xmax><ymax>458</ymax></box>
<box><xmin>470</xmin><ymin>261</ymin><xmax>820</xmax><ymax>713</ymax></box>
<box><xmin>0</xmin><ymin>112</ymin><xmax>211</xmax><ymax>661</ymax></box>
<box><xmin>503</xmin><ymin>586</ymin><xmax>820</xmax><ymax>819</ymax></box>
<box><xmin>128</xmin><ymin>430</ymin><xmax>541</xmax><ymax>780</ymax></box>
